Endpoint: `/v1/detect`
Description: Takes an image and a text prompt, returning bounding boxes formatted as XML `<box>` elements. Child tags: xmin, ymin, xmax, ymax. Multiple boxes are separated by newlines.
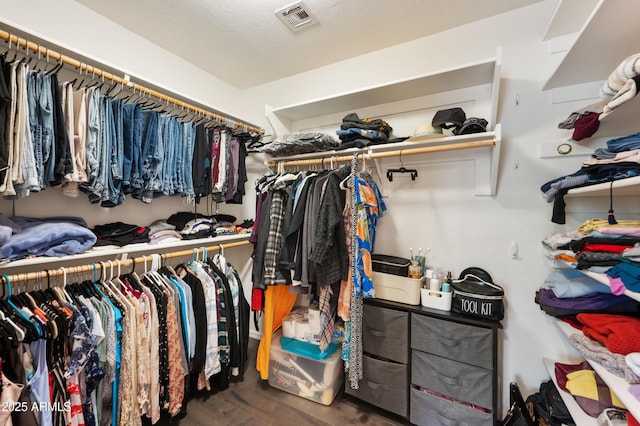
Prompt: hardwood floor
<box><xmin>164</xmin><ymin>338</ymin><xmax>409</xmax><ymax>426</ymax></box>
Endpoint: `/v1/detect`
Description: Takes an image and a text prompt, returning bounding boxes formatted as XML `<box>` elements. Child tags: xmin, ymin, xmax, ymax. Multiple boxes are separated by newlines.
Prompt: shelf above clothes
<box><xmin>0</xmin><ymin>233</ymin><xmax>252</xmax><ymax>278</ymax></box>
<box><xmin>268</xmin><ymin>56</ymin><xmax>499</xmax><ymax>124</ymax></box>
<box><xmin>543</xmin><ymin>0</ymin><xmax>640</xmax><ymax>91</ymax></box>
<box><xmin>263</xmin><ymin>50</ymin><xmax>502</xmax><ymax>196</ymax></box>
<box><xmin>264</xmin><ymin>127</ymin><xmax>501</xmax><ymax>196</ymax></box>
<box><xmin>565</xmin><ymin>176</ymin><xmax>640</xmax><ymax>197</ymax></box>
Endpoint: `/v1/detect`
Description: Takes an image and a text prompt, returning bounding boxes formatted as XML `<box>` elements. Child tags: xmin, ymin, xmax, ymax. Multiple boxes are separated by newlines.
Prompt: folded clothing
<box><xmin>536</xmin><ymin>288</ymin><xmax>639</xmax><ymax>317</ymax></box>
<box><xmin>564</xmin><ymin>369</ymin><xmax>625</xmax><ymax>417</ymax></box>
<box><xmin>606</xmin><ymin>261</ymin><xmax>640</xmax><ymax>293</ymax></box>
<box><xmin>0</xmin><ymin>217</ymin><xmax>97</xmax><ymax>260</ymax></box>
<box><xmin>92</xmin><ymin>222</ymin><xmax>150</xmax><ymax>246</ymax></box>
<box><xmin>569</xmin><ymin>333</ymin><xmax>640</xmax><ymax>383</ymax></box>
<box><xmin>340</xmin><ymin>112</ymin><xmax>392</xmax><ymax>134</ymax></box>
<box><xmin>577</xmin><ymin>313</ymin><xmax>640</xmax><ymax>355</ymax></box>
<box><xmin>147</xmin><ymin>219</ymin><xmax>176</xmax><ymax>236</ymax></box>
<box><xmin>167</xmin><ymin>211</ymin><xmax>210</xmax><ymax>231</ymax></box>
<box><xmin>149</xmin><ymin>230</ymin><xmax>183</xmax><ymax>245</ymax></box>
<box><xmin>261</xmin><ymin>133</ymin><xmax>339</xmax><ymax>157</ymax></box>
<box><xmin>543</xmin><ymin>268</ymin><xmax>612</xmax><ymax>298</ymax></box>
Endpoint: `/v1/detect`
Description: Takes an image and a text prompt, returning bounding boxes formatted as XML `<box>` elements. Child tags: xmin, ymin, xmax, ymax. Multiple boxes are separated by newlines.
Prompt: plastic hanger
<box><xmin>386</xmin><ymin>150</ymin><xmax>418</xmax><ymax>181</ymax></box>
<box><xmin>2</xmin><ymin>275</ymin><xmax>41</xmax><ymax>339</ymax></box>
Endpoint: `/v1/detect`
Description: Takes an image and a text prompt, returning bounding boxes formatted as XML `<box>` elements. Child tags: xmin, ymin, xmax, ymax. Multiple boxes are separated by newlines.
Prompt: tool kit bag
<box><xmin>371</xmin><ymin>254</ymin><xmax>411</xmax><ymax>277</ymax></box>
<box><xmin>451</xmin><ymin>267</ymin><xmax>504</xmax><ymax>321</ymax></box>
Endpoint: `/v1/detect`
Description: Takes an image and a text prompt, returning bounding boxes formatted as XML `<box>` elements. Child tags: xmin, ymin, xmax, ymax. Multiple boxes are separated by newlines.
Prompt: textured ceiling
<box><xmin>74</xmin><ymin>0</ymin><xmax>544</xmax><ymax>90</ymax></box>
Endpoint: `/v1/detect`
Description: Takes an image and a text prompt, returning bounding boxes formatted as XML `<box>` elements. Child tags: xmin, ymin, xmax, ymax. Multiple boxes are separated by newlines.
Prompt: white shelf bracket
<box><xmin>474</xmin><ymin>124</ymin><xmax>501</xmax><ymax>196</ymax></box>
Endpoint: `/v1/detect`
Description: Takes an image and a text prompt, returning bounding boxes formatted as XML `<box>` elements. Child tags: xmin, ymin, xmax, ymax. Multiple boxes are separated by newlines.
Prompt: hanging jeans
<box><xmin>168</xmin><ymin>117</ymin><xmax>181</xmax><ymax>195</ymax></box>
<box><xmin>101</xmin><ymin>97</ymin><xmax>124</xmax><ymax>207</ymax></box>
<box><xmin>88</xmin><ymin>94</ymin><xmax>111</xmax><ymax>204</ymax></box>
<box><xmin>12</xmin><ymin>62</ymin><xmax>38</xmax><ymax>199</ymax></box>
<box><xmin>27</xmin><ymin>69</ymin><xmax>54</xmax><ymax>190</ymax></box>
<box><xmin>159</xmin><ymin>114</ymin><xmax>176</xmax><ymax>196</ymax></box>
<box><xmin>83</xmin><ymin>87</ymin><xmax>100</xmax><ymax>196</ymax></box>
<box><xmin>122</xmin><ymin>102</ymin><xmax>142</xmax><ymax>194</ymax></box>
<box><xmin>50</xmin><ymin>72</ymin><xmax>74</xmax><ymax>186</ymax></box>
<box><xmin>138</xmin><ymin>109</ymin><xmax>160</xmax><ymax>204</ymax></box>
<box><xmin>73</xmin><ymin>87</ymin><xmax>89</xmax><ymax>184</ymax></box>
<box><xmin>182</xmin><ymin>121</ymin><xmax>196</xmax><ymax>199</ymax></box>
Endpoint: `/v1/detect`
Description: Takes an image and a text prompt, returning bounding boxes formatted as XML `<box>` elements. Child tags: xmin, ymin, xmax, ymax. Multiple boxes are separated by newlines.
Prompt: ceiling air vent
<box><xmin>275</xmin><ymin>1</ymin><xmax>318</xmax><ymax>32</ymax></box>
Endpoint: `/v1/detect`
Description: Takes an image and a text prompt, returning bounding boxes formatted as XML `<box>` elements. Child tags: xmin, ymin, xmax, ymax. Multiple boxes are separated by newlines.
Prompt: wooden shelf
<box><xmin>542</xmin><ymin>357</ymin><xmax>597</xmax><ymax>426</ymax></box>
<box><xmin>264</xmin><ymin>127</ymin><xmax>501</xmax><ymax>196</ymax></box>
<box><xmin>556</xmin><ymin>320</ymin><xmax>640</xmax><ymax>420</ymax></box>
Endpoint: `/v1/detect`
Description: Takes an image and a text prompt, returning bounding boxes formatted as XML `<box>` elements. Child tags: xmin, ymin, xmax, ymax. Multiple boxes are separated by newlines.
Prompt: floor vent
<box><xmin>275</xmin><ymin>1</ymin><xmax>318</xmax><ymax>32</ymax></box>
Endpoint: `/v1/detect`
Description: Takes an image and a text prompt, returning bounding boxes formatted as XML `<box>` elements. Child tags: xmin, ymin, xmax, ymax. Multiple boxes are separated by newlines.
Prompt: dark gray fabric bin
<box><xmin>410</xmin><ymin>387</ymin><xmax>493</xmax><ymax>426</ymax></box>
<box><xmin>411</xmin><ymin>313</ymin><xmax>493</xmax><ymax>368</ymax></box>
<box><xmin>363</xmin><ymin>304</ymin><xmax>408</xmax><ymax>363</ymax></box>
<box><xmin>345</xmin><ymin>354</ymin><xmax>408</xmax><ymax>417</ymax></box>
<box><xmin>411</xmin><ymin>350</ymin><xmax>492</xmax><ymax>409</ymax></box>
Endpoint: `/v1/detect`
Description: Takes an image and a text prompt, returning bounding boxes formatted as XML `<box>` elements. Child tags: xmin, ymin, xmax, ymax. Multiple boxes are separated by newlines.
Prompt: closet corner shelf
<box><xmin>543</xmin><ymin>0</ymin><xmax>640</xmax><ymax>90</ymax></box>
<box><xmin>0</xmin><ymin>233</ymin><xmax>252</xmax><ymax>274</ymax></box>
<box><xmin>268</xmin><ymin>57</ymin><xmax>498</xmax><ymax>123</ymax></box>
<box><xmin>541</xmin><ymin>357</ymin><xmax>597</xmax><ymax>426</ymax></box>
<box><xmin>566</xmin><ymin>176</ymin><xmax>640</xmax><ymax>197</ymax></box>
<box><xmin>542</xmin><ymin>0</ymin><xmax>600</xmax><ymax>41</ymax></box>
<box><xmin>555</xmin><ymin>320</ymin><xmax>640</xmax><ymax>421</ymax></box>
<box><xmin>265</xmin><ymin>126</ymin><xmax>501</xmax><ymax>196</ymax></box>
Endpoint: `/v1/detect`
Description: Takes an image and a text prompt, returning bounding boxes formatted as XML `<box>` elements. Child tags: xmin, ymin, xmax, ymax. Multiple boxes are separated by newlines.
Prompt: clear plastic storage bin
<box><xmin>268</xmin><ymin>329</ymin><xmax>343</xmax><ymax>405</ymax></box>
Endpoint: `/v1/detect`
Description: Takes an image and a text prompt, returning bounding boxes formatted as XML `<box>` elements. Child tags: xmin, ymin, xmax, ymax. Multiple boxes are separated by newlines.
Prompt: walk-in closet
<box><xmin>3</xmin><ymin>1</ymin><xmax>640</xmax><ymax>425</ymax></box>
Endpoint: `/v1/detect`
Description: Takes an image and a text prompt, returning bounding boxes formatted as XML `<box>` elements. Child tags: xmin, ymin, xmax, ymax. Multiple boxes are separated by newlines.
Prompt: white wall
<box><xmin>245</xmin><ymin>0</ymin><xmax>614</xmax><ymax>417</ymax></box>
<box><xmin>1</xmin><ymin>0</ymin><xmax>623</xmax><ymax>419</ymax></box>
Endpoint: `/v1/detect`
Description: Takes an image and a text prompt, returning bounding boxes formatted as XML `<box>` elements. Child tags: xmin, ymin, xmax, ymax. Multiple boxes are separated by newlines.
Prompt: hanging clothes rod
<box><xmin>1</xmin><ymin>239</ymin><xmax>251</xmax><ymax>285</ymax></box>
<box><xmin>0</xmin><ymin>29</ymin><xmax>263</xmax><ymax>135</ymax></box>
<box><xmin>267</xmin><ymin>138</ymin><xmax>495</xmax><ymax>169</ymax></box>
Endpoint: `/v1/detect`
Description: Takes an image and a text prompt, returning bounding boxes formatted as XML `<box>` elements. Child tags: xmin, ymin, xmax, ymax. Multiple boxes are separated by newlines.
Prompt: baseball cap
<box><xmin>455</xmin><ymin>117</ymin><xmax>488</xmax><ymax>135</ymax></box>
<box><xmin>412</xmin><ymin>124</ymin><xmax>443</xmax><ymax>139</ymax></box>
<box><xmin>432</xmin><ymin>107</ymin><xmax>466</xmax><ymax>130</ymax></box>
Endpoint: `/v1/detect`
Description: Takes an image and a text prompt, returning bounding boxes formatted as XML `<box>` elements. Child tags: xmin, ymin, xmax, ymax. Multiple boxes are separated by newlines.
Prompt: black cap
<box><xmin>455</xmin><ymin>117</ymin><xmax>488</xmax><ymax>135</ymax></box>
<box><xmin>432</xmin><ymin>107</ymin><xmax>466</xmax><ymax>129</ymax></box>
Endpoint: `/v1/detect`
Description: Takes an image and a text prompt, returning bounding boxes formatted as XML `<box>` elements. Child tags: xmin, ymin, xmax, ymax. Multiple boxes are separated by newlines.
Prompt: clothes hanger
<box><xmin>6</xmin><ymin>34</ymin><xmax>20</xmax><ymax>64</ymax></box>
<box><xmin>386</xmin><ymin>149</ymin><xmax>418</xmax><ymax>181</ymax></box>
<box><xmin>0</xmin><ymin>278</ymin><xmax>26</xmax><ymax>343</ymax></box>
<box><xmin>44</xmin><ymin>51</ymin><xmax>62</xmax><ymax>75</ymax></box>
<box><xmin>2</xmin><ymin>32</ymin><xmax>12</xmax><ymax>59</ymax></box>
<box><xmin>1</xmin><ymin>275</ymin><xmax>41</xmax><ymax>340</ymax></box>
<box><xmin>76</xmin><ymin>62</ymin><xmax>89</xmax><ymax>90</ymax></box>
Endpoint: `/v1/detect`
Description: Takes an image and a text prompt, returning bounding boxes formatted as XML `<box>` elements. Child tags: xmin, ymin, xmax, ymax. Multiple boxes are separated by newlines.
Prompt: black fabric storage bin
<box><xmin>372</xmin><ymin>254</ymin><xmax>411</xmax><ymax>277</ymax></box>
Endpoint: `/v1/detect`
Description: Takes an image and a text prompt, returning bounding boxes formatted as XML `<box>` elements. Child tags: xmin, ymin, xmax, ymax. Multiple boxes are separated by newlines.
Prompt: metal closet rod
<box><xmin>0</xmin><ymin>29</ymin><xmax>263</xmax><ymax>134</ymax></box>
<box><xmin>267</xmin><ymin>138</ymin><xmax>496</xmax><ymax>168</ymax></box>
<box><xmin>1</xmin><ymin>240</ymin><xmax>251</xmax><ymax>285</ymax></box>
